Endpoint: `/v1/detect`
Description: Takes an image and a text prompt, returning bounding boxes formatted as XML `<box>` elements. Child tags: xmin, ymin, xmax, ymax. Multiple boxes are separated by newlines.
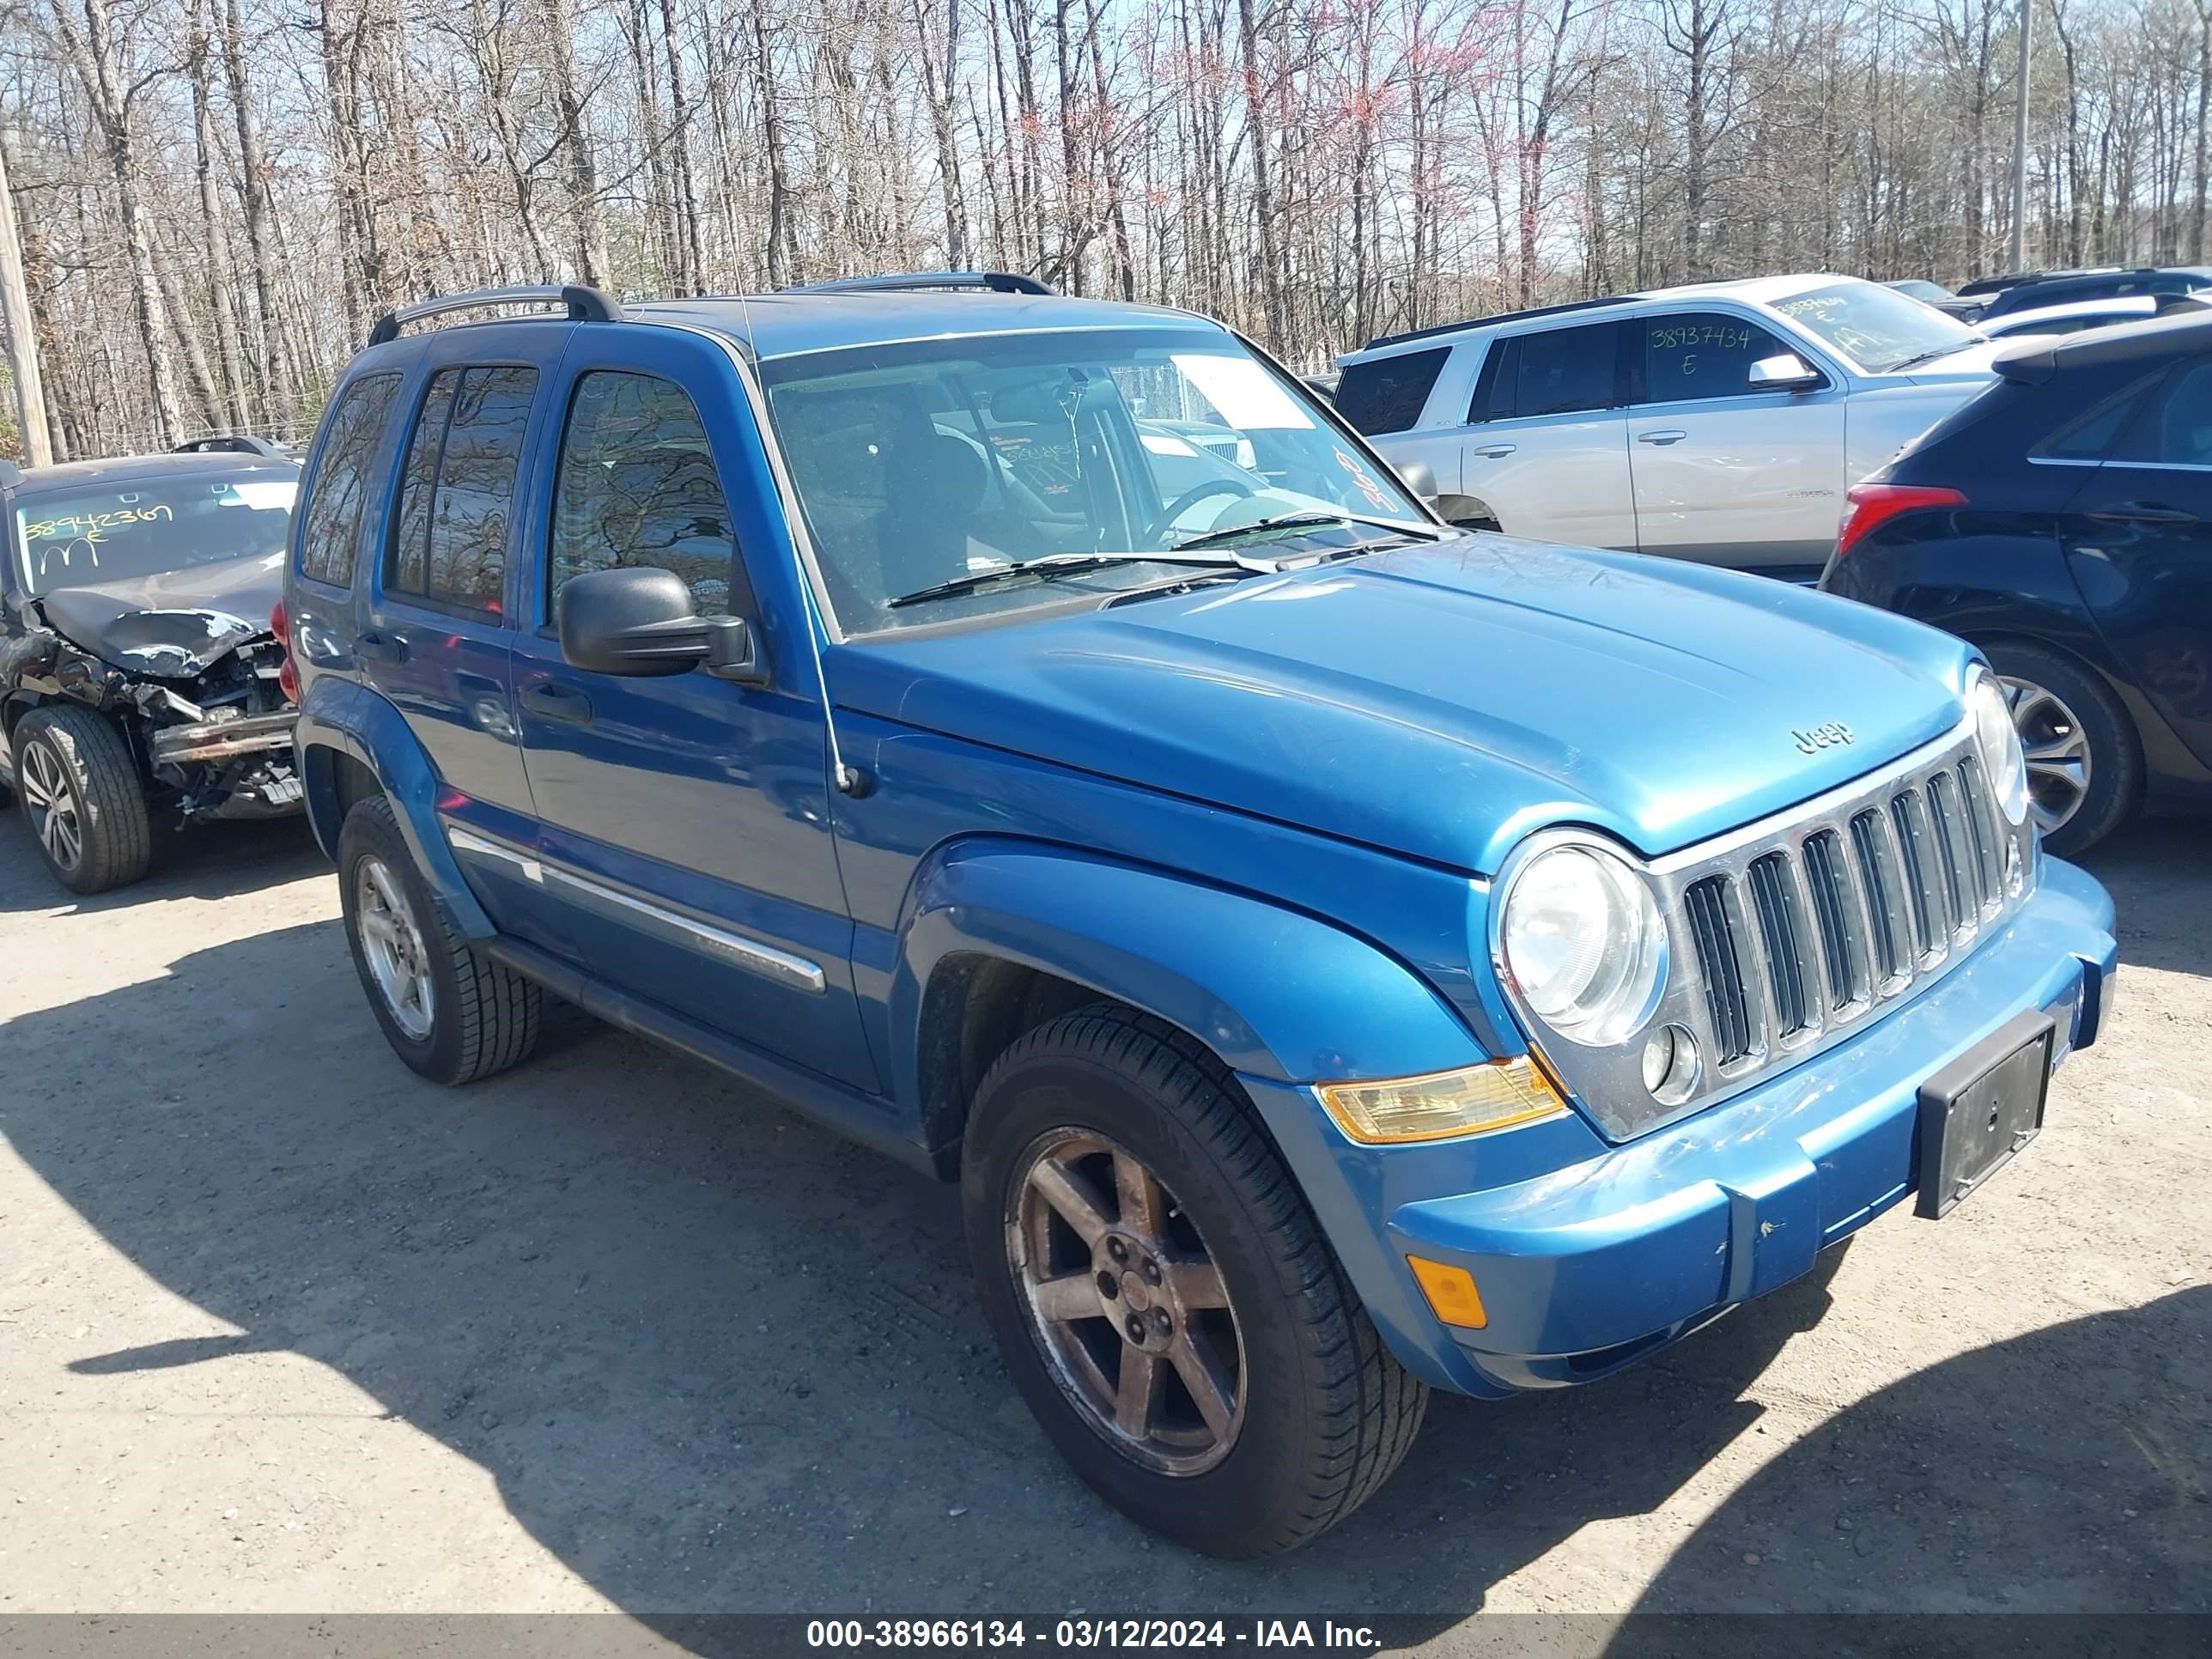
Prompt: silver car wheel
<box><xmin>2000</xmin><ymin>675</ymin><xmax>2094</xmax><ymax>836</ymax></box>
<box><xmin>1007</xmin><ymin>1127</ymin><xmax>1247</xmax><ymax>1476</ymax></box>
<box><xmin>355</xmin><ymin>854</ymin><xmax>436</xmax><ymax>1040</ymax></box>
<box><xmin>18</xmin><ymin>739</ymin><xmax>82</xmax><ymax>873</ymax></box>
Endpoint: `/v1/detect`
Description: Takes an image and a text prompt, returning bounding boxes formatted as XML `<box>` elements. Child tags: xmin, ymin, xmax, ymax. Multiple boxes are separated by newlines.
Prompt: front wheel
<box><xmin>963</xmin><ymin>1005</ymin><xmax>1427</xmax><ymax>1558</ymax></box>
<box><xmin>11</xmin><ymin>705</ymin><xmax>153</xmax><ymax>894</ymax></box>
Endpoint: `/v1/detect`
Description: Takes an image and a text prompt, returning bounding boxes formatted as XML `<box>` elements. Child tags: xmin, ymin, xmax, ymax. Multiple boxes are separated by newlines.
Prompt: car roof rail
<box><xmin>173</xmin><ymin>434</ymin><xmax>289</xmax><ymax>457</ymax></box>
<box><xmin>784</xmin><ymin>270</ymin><xmax>1055</xmax><ymax>297</ymax></box>
<box><xmin>367</xmin><ymin>283</ymin><xmax>624</xmax><ymax>348</ymax></box>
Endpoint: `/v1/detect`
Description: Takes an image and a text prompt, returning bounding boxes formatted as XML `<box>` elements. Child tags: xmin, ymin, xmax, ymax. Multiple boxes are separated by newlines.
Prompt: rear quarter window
<box><xmin>295</xmin><ymin>373</ymin><xmax>401</xmax><ymax>586</ymax></box>
<box><xmin>1334</xmin><ymin>348</ymin><xmax>1451</xmax><ymax>434</ymax></box>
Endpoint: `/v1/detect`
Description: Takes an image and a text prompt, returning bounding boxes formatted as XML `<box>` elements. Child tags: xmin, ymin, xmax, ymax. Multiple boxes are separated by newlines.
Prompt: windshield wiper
<box><xmin>887</xmin><ymin>549</ymin><xmax>1269</xmax><ymax>609</ymax></box>
<box><xmin>1169</xmin><ymin>510</ymin><xmax>1443</xmax><ymax>552</ymax></box>
<box><xmin>1883</xmin><ymin>339</ymin><xmax>1983</xmax><ymax>373</ymax></box>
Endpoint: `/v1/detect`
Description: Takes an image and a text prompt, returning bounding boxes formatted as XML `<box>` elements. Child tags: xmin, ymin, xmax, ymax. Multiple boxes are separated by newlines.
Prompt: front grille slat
<box><xmin>1684</xmin><ymin>875</ymin><xmax>1753</xmax><ymax>1066</ymax></box>
<box><xmin>1850</xmin><ymin>810</ymin><xmax>1910</xmax><ymax>987</ymax></box>
<box><xmin>1957</xmin><ymin>757</ymin><xmax>2003</xmax><ymax>912</ymax></box>
<box><xmin>1747</xmin><ymin>853</ymin><xmax>1813</xmax><ymax>1037</ymax></box>
<box><xmin>1925</xmin><ymin>771</ymin><xmax>1974</xmax><ymax>937</ymax></box>
<box><xmin>1801</xmin><ymin>830</ymin><xmax>1864</xmax><ymax>1012</ymax></box>
<box><xmin>1888</xmin><ymin>787</ymin><xmax>1945</xmax><ymax>961</ymax></box>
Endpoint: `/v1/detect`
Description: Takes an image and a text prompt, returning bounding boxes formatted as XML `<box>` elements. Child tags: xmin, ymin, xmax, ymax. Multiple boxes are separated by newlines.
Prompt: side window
<box><xmin>2035</xmin><ymin>372</ymin><xmax>2164</xmax><ymax>461</ymax></box>
<box><xmin>2111</xmin><ymin>359</ymin><xmax>2212</xmax><ymax>468</ymax></box>
<box><xmin>296</xmin><ymin>373</ymin><xmax>400</xmax><ymax>586</ymax></box>
<box><xmin>1333</xmin><ymin>348</ymin><xmax>1450</xmax><ymax>435</ymax></box>
<box><xmin>549</xmin><ymin>372</ymin><xmax>743</xmax><ymax>618</ymax></box>
<box><xmin>1505</xmin><ymin>323</ymin><xmax>1620</xmax><ymax>418</ymax></box>
<box><xmin>386</xmin><ymin>365</ymin><xmax>537</xmax><ymax>613</ymax></box>
<box><xmin>1639</xmin><ymin>312</ymin><xmax>1792</xmax><ymax>404</ymax></box>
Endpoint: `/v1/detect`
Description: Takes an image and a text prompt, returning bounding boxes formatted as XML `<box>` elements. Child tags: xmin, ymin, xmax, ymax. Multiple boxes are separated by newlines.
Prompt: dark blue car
<box><xmin>284</xmin><ymin>278</ymin><xmax>2116</xmax><ymax>1556</ymax></box>
<box><xmin>1823</xmin><ymin>309</ymin><xmax>2212</xmax><ymax>854</ymax></box>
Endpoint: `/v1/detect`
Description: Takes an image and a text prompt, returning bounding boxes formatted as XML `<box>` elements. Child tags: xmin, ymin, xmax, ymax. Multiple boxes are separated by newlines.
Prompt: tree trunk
<box><xmin>542</xmin><ymin>0</ymin><xmax>608</xmax><ymax>285</ymax></box>
<box><xmin>659</xmin><ymin>0</ymin><xmax>708</xmax><ymax>293</ymax></box>
<box><xmin>187</xmin><ymin>0</ymin><xmax>249</xmax><ymax>427</ymax></box>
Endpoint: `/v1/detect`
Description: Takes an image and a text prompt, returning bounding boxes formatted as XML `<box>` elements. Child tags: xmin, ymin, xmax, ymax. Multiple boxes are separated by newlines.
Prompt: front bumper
<box><xmin>1238</xmin><ymin>855</ymin><xmax>2117</xmax><ymax>1400</ymax></box>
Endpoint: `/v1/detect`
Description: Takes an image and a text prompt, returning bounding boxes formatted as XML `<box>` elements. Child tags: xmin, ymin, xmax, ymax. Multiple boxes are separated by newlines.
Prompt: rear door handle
<box><xmin>1471</xmin><ymin>442</ymin><xmax>1516</xmax><ymax>459</ymax></box>
<box><xmin>355</xmin><ymin>629</ymin><xmax>406</xmax><ymax>665</ymax></box>
<box><xmin>522</xmin><ymin>681</ymin><xmax>595</xmax><ymax>724</ymax></box>
<box><xmin>2087</xmin><ymin>501</ymin><xmax>2197</xmax><ymax>525</ymax></box>
<box><xmin>1636</xmin><ymin>428</ymin><xmax>1688</xmax><ymax>446</ymax></box>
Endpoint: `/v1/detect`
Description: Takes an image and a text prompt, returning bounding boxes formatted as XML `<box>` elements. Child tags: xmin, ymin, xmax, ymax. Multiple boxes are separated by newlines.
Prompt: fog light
<box><xmin>1640</xmin><ymin>1023</ymin><xmax>1700</xmax><ymax>1105</ymax></box>
<box><xmin>1407</xmin><ymin>1255</ymin><xmax>1488</xmax><ymax>1328</ymax></box>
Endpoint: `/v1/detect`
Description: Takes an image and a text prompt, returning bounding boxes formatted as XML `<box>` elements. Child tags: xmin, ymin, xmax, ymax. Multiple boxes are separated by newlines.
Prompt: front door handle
<box><xmin>355</xmin><ymin>629</ymin><xmax>406</xmax><ymax>665</ymax></box>
<box><xmin>522</xmin><ymin>680</ymin><xmax>595</xmax><ymax>725</ymax></box>
<box><xmin>2087</xmin><ymin>501</ymin><xmax>2197</xmax><ymax>525</ymax></box>
<box><xmin>1636</xmin><ymin>429</ymin><xmax>1688</xmax><ymax>446</ymax></box>
<box><xmin>1471</xmin><ymin>441</ymin><xmax>1516</xmax><ymax>459</ymax></box>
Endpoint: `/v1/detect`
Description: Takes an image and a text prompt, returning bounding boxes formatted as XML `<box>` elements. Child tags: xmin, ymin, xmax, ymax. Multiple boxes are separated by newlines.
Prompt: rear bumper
<box><xmin>1239</xmin><ymin>855</ymin><xmax>2117</xmax><ymax>1399</ymax></box>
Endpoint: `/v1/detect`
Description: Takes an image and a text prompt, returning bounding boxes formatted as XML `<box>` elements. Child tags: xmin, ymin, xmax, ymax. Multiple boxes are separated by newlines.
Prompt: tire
<box><xmin>963</xmin><ymin>1003</ymin><xmax>1427</xmax><ymax>1558</ymax></box>
<box><xmin>11</xmin><ymin>705</ymin><xmax>153</xmax><ymax>894</ymax></box>
<box><xmin>1981</xmin><ymin>641</ymin><xmax>2141</xmax><ymax>857</ymax></box>
<box><xmin>337</xmin><ymin>794</ymin><xmax>542</xmax><ymax>1084</ymax></box>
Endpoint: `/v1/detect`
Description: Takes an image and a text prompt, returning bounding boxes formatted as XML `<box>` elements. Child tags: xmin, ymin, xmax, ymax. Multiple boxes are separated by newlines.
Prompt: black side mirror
<box><xmin>556</xmin><ymin>567</ymin><xmax>767</xmax><ymax>684</ymax></box>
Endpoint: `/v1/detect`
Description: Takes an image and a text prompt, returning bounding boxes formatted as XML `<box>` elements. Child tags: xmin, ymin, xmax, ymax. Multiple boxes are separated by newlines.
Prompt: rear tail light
<box><xmin>270</xmin><ymin>599</ymin><xmax>300</xmax><ymax>705</ymax></box>
<box><xmin>1836</xmin><ymin>483</ymin><xmax>1968</xmax><ymax>559</ymax></box>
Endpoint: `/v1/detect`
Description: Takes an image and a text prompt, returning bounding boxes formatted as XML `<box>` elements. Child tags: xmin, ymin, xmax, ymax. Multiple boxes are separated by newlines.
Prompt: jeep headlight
<box><xmin>1498</xmin><ymin>840</ymin><xmax>1666</xmax><ymax>1047</ymax></box>
<box><xmin>1968</xmin><ymin>668</ymin><xmax>2030</xmax><ymax>825</ymax></box>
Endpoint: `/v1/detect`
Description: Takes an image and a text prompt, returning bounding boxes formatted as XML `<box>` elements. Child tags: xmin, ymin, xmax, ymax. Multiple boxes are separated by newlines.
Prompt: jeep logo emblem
<box><xmin>1793</xmin><ymin>722</ymin><xmax>1854</xmax><ymax>756</ymax></box>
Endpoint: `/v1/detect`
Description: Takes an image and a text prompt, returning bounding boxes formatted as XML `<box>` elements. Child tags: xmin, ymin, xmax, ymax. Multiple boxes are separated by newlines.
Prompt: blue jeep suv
<box><xmin>284</xmin><ymin>276</ymin><xmax>2118</xmax><ymax>1557</ymax></box>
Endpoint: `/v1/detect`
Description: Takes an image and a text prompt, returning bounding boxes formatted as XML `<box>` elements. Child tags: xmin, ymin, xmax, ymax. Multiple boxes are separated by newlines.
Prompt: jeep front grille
<box><xmin>1502</xmin><ymin>720</ymin><xmax>2037</xmax><ymax>1142</ymax></box>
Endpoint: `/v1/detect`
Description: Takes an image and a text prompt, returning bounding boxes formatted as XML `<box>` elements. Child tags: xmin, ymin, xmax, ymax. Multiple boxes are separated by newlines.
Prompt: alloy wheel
<box><xmin>2000</xmin><ymin>675</ymin><xmax>2094</xmax><ymax>837</ymax></box>
<box><xmin>356</xmin><ymin>854</ymin><xmax>436</xmax><ymax>1039</ymax></box>
<box><xmin>1006</xmin><ymin>1128</ymin><xmax>1246</xmax><ymax>1475</ymax></box>
<box><xmin>17</xmin><ymin>739</ymin><xmax>82</xmax><ymax>873</ymax></box>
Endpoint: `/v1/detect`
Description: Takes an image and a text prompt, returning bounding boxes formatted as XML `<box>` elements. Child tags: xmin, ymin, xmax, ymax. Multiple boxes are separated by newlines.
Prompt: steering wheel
<box><xmin>1146</xmin><ymin>477</ymin><xmax>1255</xmax><ymax>543</ymax></box>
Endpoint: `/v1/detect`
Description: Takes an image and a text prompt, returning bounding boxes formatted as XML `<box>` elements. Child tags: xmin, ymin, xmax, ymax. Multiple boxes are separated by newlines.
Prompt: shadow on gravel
<box><xmin>0</xmin><ymin>810</ymin><xmax>322</xmax><ymax>917</ymax></box>
<box><xmin>1610</xmin><ymin>1285</ymin><xmax>2211</xmax><ymax>1624</ymax></box>
<box><xmin>3</xmin><ymin>916</ymin><xmax>1857</xmax><ymax>1634</ymax></box>
<box><xmin>2075</xmin><ymin>818</ymin><xmax>2212</xmax><ymax>981</ymax></box>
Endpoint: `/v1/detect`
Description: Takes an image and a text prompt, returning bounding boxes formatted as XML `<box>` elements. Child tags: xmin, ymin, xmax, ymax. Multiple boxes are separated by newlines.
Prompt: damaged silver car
<box><xmin>1</xmin><ymin>449</ymin><xmax>301</xmax><ymax>893</ymax></box>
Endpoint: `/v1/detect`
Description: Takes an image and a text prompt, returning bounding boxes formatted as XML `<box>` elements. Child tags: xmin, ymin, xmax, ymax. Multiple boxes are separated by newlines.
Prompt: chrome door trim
<box><xmin>444</xmin><ymin>820</ymin><xmax>829</xmax><ymax>995</ymax></box>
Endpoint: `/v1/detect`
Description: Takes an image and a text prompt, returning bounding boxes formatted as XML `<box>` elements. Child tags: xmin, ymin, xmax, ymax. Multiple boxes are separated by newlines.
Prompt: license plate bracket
<box><xmin>1914</xmin><ymin>1010</ymin><xmax>2056</xmax><ymax>1220</ymax></box>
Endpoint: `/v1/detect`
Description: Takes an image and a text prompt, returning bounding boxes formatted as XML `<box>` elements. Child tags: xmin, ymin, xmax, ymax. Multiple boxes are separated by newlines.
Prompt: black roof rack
<box><xmin>173</xmin><ymin>434</ymin><xmax>289</xmax><ymax>458</ymax></box>
<box><xmin>1358</xmin><ymin>293</ymin><xmax>1643</xmax><ymax>354</ymax></box>
<box><xmin>785</xmin><ymin>271</ymin><xmax>1054</xmax><ymax>297</ymax></box>
<box><xmin>368</xmin><ymin>283</ymin><xmax>623</xmax><ymax>348</ymax></box>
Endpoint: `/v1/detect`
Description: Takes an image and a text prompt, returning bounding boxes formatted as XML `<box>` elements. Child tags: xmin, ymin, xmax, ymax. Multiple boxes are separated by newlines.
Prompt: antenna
<box><xmin>728</xmin><ymin>286</ymin><xmax>870</xmax><ymax>800</ymax></box>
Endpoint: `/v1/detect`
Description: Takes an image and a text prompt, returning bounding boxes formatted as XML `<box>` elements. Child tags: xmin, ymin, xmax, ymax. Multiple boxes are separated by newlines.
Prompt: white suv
<box><xmin>1337</xmin><ymin>274</ymin><xmax>2005</xmax><ymax>580</ymax></box>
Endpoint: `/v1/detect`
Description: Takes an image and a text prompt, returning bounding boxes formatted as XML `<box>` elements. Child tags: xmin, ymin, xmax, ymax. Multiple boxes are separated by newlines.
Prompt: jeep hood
<box><xmin>830</xmin><ymin>535</ymin><xmax>1976</xmax><ymax>874</ymax></box>
<box><xmin>32</xmin><ymin>551</ymin><xmax>283</xmax><ymax>678</ymax></box>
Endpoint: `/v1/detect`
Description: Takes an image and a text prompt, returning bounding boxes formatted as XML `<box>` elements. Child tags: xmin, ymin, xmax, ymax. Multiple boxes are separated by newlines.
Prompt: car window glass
<box><xmin>2033</xmin><ymin>373</ymin><xmax>2162</xmax><ymax>461</ymax></box>
<box><xmin>386</xmin><ymin>365</ymin><xmax>536</xmax><ymax>612</ymax></box>
<box><xmin>2112</xmin><ymin>360</ymin><xmax>2212</xmax><ymax>467</ymax></box>
<box><xmin>297</xmin><ymin>372</ymin><xmax>399</xmax><ymax>586</ymax></box>
<box><xmin>549</xmin><ymin>372</ymin><xmax>741</xmax><ymax>618</ymax></box>
<box><xmin>1509</xmin><ymin>323</ymin><xmax>1618</xmax><ymax>417</ymax></box>
<box><xmin>1334</xmin><ymin>348</ymin><xmax>1450</xmax><ymax>434</ymax></box>
<box><xmin>1639</xmin><ymin>312</ymin><xmax>1791</xmax><ymax>404</ymax></box>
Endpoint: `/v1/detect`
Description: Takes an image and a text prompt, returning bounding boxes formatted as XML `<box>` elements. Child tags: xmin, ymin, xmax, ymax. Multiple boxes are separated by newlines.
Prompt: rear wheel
<box><xmin>337</xmin><ymin>795</ymin><xmax>543</xmax><ymax>1084</ymax></box>
<box><xmin>963</xmin><ymin>1004</ymin><xmax>1427</xmax><ymax>1558</ymax></box>
<box><xmin>11</xmin><ymin>705</ymin><xmax>152</xmax><ymax>894</ymax></box>
<box><xmin>1983</xmin><ymin>641</ymin><xmax>2141</xmax><ymax>855</ymax></box>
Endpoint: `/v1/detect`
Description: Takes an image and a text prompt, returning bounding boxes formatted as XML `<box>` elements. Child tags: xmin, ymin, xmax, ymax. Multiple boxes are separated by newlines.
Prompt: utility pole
<box><xmin>2008</xmin><ymin>0</ymin><xmax>2033</xmax><ymax>276</ymax></box>
<box><xmin>0</xmin><ymin>135</ymin><xmax>52</xmax><ymax>467</ymax></box>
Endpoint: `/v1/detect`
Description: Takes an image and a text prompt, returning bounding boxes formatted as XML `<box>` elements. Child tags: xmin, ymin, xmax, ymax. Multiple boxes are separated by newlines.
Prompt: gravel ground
<box><xmin>0</xmin><ymin>806</ymin><xmax>2205</xmax><ymax>1643</ymax></box>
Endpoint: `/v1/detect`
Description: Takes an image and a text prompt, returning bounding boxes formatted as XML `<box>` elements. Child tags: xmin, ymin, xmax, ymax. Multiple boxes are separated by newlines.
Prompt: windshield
<box><xmin>758</xmin><ymin>327</ymin><xmax>1427</xmax><ymax>633</ymax></box>
<box><xmin>1771</xmin><ymin>280</ymin><xmax>1981</xmax><ymax>373</ymax></box>
<box><xmin>11</xmin><ymin>471</ymin><xmax>298</xmax><ymax>598</ymax></box>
